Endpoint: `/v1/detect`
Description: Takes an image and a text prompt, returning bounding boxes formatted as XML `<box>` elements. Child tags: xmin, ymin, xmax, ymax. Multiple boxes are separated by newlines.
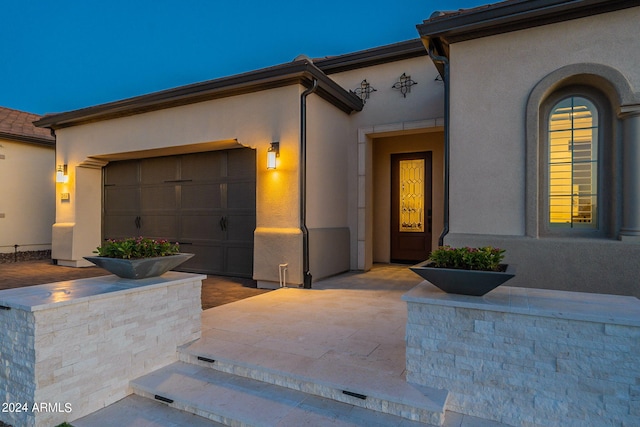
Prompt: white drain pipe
<box><xmin>278</xmin><ymin>263</ymin><xmax>288</xmax><ymax>288</ymax></box>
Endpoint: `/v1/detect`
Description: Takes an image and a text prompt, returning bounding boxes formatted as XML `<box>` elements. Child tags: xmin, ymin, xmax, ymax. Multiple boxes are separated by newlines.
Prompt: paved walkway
<box><xmin>0</xmin><ymin>259</ymin><xmax>270</xmax><ymax>309</ymax></box>
<box><xmin>0</xmin><ymin>262</ymin><xmax>510</xmax><ymax>426</ymax></box>
<box><xmin>71</xmin><ymin>265</ymin><xmax>509</xmax><ymax>427</ymax></box>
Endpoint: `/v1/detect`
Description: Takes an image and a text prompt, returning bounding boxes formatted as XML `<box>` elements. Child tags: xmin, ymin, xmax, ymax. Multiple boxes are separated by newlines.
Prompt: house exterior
<box><xmin>35</xmin><ymin>0</ymin><xmax>640</xmax><ymax>296</ymax></box>
<box><xmin>35</xmin><ymin>41</ymin><xmax>446</xmax><ymax>288</ymax></box>
<box><xmin>0</xmin><ymin>107</ymin><xmax>55</xmax><ymax>262</ymax></box>
<box><xmin>418</xmin><ymin>0</ymin><xmax>640</xmax><ymax>297</ymax></box>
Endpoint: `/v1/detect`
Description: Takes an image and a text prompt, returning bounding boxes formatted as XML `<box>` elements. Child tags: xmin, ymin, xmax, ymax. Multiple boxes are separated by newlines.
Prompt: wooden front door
<box><xmin>390</xmin><ymin>152</ymin><xmax>432</xmax><ymax>263</ymax></box>
<box><xmin>103</xmin><ymin>148</ymin><xmax>256</xmax><ymax>277</ymax></box>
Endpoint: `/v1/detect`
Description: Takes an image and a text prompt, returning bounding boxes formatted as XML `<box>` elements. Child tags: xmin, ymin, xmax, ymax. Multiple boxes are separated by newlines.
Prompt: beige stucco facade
<box><xmin>426</xmin><ymin>5</ymin><xmax>640</xmax><ymax>296</ymax></box>
<box><xmin>45</xmin><ymin>48</ymin><xmax>445</xmax><ymax>287</ymax></box>
<box><xmin>53</xmin><ymin>86</ymin><xmax>305</xmax><ymax>280</ymax></box>
<box><xmin>447</xmin><ymin>7</ymin><xmax>640</xmax><ymax>235</ymax></box>
<box><xmin>0</xmin><ymin>139</ymin><xmax>54</xmax><ymax>255</ymax></box>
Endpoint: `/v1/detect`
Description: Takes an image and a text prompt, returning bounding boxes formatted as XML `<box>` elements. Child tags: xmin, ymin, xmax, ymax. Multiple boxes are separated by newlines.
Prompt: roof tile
<box><xmin>0</xmin><ymin>106</ymin><xmax>55</xmax><ymax>143</ymax></box>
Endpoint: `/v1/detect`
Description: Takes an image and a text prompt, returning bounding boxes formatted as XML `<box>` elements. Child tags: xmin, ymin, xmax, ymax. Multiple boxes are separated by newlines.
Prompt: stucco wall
<box><xmin>448</xmin><ymin>7</ymin><xmax>640</xmax><ymax>236</ymax></box>
<box><xmin>329</xmin><ymin>56</ymin><xmax>445</xmax><ymax>270</ymax></box>
<box><xmin>0</xmin><ymin>139</ymin><xmax>54</xmax><ymax>254</ymax></box>
<box><xmin>329</xmin><ymin>57</ymin><xmax>444</xmax><ymax>129</ymax></box>
<box><xmin>443</xmin><ymin>7</ymin><xmax>640</xmax><ymax>296</ymax></box>
<box><xmin>52</xmin><ymin>53</ymin><xmax>448</xmax><ymax>279</ymax></box>
<box><xmin>54</xmin><ymin>86</ymin><xmax>303</xmax><ymax>274</ymax></box>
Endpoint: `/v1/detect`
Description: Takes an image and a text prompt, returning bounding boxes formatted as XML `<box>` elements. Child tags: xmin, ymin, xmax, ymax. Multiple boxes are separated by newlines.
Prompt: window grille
<box><xmin>548</xmin><ymin>96</ymin><xmax>598</xmax><ymax>228</ymax></box>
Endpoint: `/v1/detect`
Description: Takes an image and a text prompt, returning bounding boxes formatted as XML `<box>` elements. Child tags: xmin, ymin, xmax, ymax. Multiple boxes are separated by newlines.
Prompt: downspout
<box><xmin>429</xmin><ymin>44</ymin><xmax>450</xmax><ymax>247</ymax></box>
<box><xmin>300</xmin><ymin>78</ymin><xmax>318</xmax><ymax>288</ymax></box>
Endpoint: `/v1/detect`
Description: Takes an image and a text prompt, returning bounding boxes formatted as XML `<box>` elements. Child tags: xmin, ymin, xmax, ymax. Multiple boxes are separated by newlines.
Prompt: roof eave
<box><xmin>0</xmin><ymin>131</ymin><xmax>55</xmax><ymax>147</ymax></box>
<box><xmin>417</xmin><ymin>0</ymin><xmax>638</xmax><ymax>48</ymax></box>
<box><xmin>314</xmin><ymin>39</ymin><xmax>428</xmax><ymax>74</ymax></box>
<box><xmin>35</xmin><ymin>61</ymin><xmax>362</xmax><ymax>130</ymax></box>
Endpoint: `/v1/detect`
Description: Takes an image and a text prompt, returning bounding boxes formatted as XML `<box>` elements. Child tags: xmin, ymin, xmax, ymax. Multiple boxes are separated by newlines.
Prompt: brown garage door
<box><xmin>103</xmin><ymin>148</ymin><xmax>256</xmax><ymax>277</ymax></box>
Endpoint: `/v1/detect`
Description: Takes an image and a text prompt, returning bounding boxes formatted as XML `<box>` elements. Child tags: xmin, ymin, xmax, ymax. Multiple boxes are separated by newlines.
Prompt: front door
<box><xmin>390</xmin><ymin>152</ymin><xmax>432</xmax><ymax>263</ymax></box>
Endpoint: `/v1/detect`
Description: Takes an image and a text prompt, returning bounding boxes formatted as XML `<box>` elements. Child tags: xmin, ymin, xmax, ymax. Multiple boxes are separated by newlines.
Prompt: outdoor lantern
<box><xmin>267</xmin><ymin>142</ymin><xmax>279</xmax><ymax>170</ymax></box>
<box><xmin>56</xmin><ymin>164</ymin><xmax>68</xmax><ymax>183</ymax></box>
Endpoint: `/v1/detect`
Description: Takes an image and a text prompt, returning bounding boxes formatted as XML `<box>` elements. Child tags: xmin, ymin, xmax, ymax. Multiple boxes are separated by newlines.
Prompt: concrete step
<box><xmin>71</xmin><ymin>393</ymin><xmax>225</xmax><ymax>427</ymax></box>
<box><xmin>130</xmin><ymin>361</ymin><xmax>431</xmax><ymax>426</ymax></box>
<box><xmin>176</xmin><ymin>339</ymin><xmax>448</xmax><ymax>425</ymax></box>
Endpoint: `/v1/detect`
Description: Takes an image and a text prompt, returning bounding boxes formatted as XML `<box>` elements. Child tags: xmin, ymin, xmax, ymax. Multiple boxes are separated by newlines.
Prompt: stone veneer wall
<box><xmin>0</xmin><ymin>273</ymin><xmax>203</xmax><ymax>427</ymax></box>
<box><xmin>0</xmin><ymin>307</ymin><xmax>36</xmax><ymax>414</ymax></box>
<box><xmin>403</xmin><ymin>283</ymin><xmax>640</xmax><ymax>427</ymax></box>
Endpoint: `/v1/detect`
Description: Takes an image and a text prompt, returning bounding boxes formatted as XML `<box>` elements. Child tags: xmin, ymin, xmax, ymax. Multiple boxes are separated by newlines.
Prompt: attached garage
<box><xmin>103</xmin><ymin>148</ymin><xmax>256</xmax><ymax>277</ymax></box>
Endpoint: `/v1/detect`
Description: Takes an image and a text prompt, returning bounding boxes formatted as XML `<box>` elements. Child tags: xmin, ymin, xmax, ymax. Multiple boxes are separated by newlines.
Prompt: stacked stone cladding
<box><xmin>405</xmin><ymin>285</ymin><xmax>640</xmax><ymax>427</ymax></box>
<box><xmin>0</xmin><ymin>273</ymin><xmax>203</xmax><ymax>427</ymax></box>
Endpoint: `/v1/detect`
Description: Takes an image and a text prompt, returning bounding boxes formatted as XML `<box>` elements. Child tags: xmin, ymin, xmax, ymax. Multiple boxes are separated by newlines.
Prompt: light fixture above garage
<box><xmin>267</xmin><ymin>142</ymin><xmax>279</xmax><ymax>170</ymax></box>
<box><xmin>56</xmin><ymin>164</ymin><xmax>68</xmax><ymax>183</ymax></box>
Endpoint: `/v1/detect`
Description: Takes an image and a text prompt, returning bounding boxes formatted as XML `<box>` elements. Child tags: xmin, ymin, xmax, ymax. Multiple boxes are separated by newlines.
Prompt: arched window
<box><xmin>526</xmin><ymin>65</ymin><xmax>631</xmax><ymax>240</ymax></box>
<box><xmin>547</xmin><ymin>96</ymin><xmax>599</xmax><ymax>229</ymax></box>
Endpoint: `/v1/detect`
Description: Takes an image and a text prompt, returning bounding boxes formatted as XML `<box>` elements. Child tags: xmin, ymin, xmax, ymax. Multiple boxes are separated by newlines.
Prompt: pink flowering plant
<box><xmin>428</xmin><ymin>246</ymin><xmax>506</xmax><ymax>272</ymax></box>
<box><xmin>94</xmin><ymin>237</ymin><xmax>180</xmax><ymax>259</ymax></box>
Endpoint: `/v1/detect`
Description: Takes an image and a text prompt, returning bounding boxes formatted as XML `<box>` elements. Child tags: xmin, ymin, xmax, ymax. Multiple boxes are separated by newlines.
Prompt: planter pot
<box><xmin>84</xmin><ymin>253</ymin><xmax>194</xmax><ymax>279</ymax></box>
<box><xmin>410</xmin><ymin>261</ymin><xmax>515</xmax><ymax>296</ymax></box>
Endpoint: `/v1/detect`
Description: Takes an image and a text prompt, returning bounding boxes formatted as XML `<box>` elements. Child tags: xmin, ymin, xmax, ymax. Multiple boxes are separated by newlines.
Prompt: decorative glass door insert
<box><xmin>399</xmin><ymin>159</ymin><xmax>425</xmax><ymax>232</ymax></box>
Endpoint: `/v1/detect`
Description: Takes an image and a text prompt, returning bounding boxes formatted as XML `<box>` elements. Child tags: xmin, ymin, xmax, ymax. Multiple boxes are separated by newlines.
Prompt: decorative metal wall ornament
<box><xmin>392</xmin><ymin>73</ymin><xmax>417</xmax><ymax>98</ymax></box>
<box><xmin>354</xmin><ymin>79</ymin><xmax>376</xmax><ymax>104</ymax></box>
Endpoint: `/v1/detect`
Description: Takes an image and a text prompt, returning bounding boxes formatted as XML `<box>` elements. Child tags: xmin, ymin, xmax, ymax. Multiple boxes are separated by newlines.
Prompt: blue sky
<box><xmin>1</xmin><ymin>0</ymin><xmax>489</xmax><ymax>115</ymax></box>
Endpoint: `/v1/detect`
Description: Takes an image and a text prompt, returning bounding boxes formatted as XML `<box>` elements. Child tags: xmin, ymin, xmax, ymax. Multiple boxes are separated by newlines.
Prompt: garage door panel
<box><xmin>181</xmin><ymin>184</ymin><xmax>222</xmax><ymax>210</ymax></box>
<box><xmin>228</xmin><ymin>182</ymin><xmax>256</xmax><ymax>210</ymax></box>
<box><xmin>227</xmin><ymin>214</ymin><xmax>256</xmax><ymax>242</ymax></box>
<box><xmin>180</xmin><ymin>215</ymin><xmax>225</xmax><ymax>241</ymax></box>
<box><xmin>104</xmin><ymin>215</ymin><xmax>138</xmax><ymax>240</ymax></box>
<box><xmin>141</xmin><ymin>186</ymin><xmax>177</xmax><ymax>211</ymax></box>
<box><xmin>226</xmin><ymin>246</ymin><xmax>253</xmax><ymax>277</ymax></box>
<box><xmin>228</xmin><ymin>149</ymin><xmax>256</xmax><ymax>178</ymax></box>
<box><xmin>181</xmin><ymin>151</ymin><xmax>225</xmax><ymax>180</ymax></box>
<box><xmin>179</xmin><ymin>244</ymin><xmax>224</xmax><ymax>273</ymax></box>
<box><xmin>104</xmin><ymin>187</ymin><xmax>139</xmax><ymax>212</ymax></box>
<box><xmin>104</xmin><ymin>160</ymin><xmax>138</xmax><ymax>186</ymax></box>
<box><xmin>139</xmin><ymin>215</ymin><xmax>178</xmax><ymax>240</ymax></box>
<box><xmin>141</xmin><ymin>157</ymin><xmax>178</xmax><ymax>184</ymax></box>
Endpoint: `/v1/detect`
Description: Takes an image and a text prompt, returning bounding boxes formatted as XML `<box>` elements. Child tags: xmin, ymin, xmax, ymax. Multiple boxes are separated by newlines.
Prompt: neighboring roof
<box><xmin>0</xmin><ymin>106</ymin><xmax>55</xmax><ymax>146</ymax></box>
<box><xmin>418</xmin><ymin>0</ymin><xmax>638</xmax><ymax>64</ymax></box>
<box><xmin>35</xmin><ymin>39</ymin><xmax>426</xmax><ymax>130</ymax></box>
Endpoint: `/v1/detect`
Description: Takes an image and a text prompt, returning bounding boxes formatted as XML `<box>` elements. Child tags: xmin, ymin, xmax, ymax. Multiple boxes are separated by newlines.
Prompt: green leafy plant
<box><xmin>428</xmin><ymin>246</ymin><xmax>506</xmax><ymax>272</ymax></box>
<box><xmin>94</xmin><ymin>237</ymin><xmax>180</xmax><ymax>259</ymax></box>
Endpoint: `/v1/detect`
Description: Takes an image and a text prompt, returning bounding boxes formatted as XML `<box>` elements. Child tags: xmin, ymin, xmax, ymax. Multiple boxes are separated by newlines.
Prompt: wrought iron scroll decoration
<box><xmin>354</xmin><ymin>79</ymin><xmax>376</xmax><ymax>104</ymax></box>
<box><xmin>392</xmin><ymin>73</ymin><xmax>417</xmax><ymax>98</ymax></box>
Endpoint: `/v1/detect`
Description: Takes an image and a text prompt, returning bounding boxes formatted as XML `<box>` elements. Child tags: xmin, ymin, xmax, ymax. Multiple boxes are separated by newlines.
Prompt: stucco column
<box><xmin>52</xmin><ymin>162</ymin><xmax>104</xmax><ymax>267</ymax></box>
<box><xmin>619</xmin><ymin>105</ymin><xmax>640</xmax><ymax>241</ymax></box>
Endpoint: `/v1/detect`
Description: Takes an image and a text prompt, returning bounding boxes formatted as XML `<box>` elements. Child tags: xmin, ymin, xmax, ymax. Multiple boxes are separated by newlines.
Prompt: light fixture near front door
<box><xmin>267</xmin><ymin>142</ymin><xmax>279</xmax><ymax>170</ymax></box>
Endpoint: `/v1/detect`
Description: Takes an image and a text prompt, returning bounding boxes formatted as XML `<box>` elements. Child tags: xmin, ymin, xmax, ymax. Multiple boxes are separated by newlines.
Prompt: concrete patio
<box><xmin>69</xmin><ymin>264</ymin><xmax>508</xmax><ymax>426</ymax></box>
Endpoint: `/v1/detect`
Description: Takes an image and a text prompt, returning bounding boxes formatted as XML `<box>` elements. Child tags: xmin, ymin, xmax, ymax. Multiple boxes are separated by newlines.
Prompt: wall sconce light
<box><xmin>267</xmin><ymin>142</ymin><xmax>279</xmax><ymax>170</ymax></box>
<box><xmin>56</xmin><ymin>164</ymin><xmax>68</xmax><ymax>183</ymax></box>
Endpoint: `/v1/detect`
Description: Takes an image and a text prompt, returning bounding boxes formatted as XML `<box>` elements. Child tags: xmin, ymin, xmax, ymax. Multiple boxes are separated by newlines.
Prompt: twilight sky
<box><xmin>1</xmin><ymin>0</ymin><xmax>489</xmax><ymax>115</ymax></box>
